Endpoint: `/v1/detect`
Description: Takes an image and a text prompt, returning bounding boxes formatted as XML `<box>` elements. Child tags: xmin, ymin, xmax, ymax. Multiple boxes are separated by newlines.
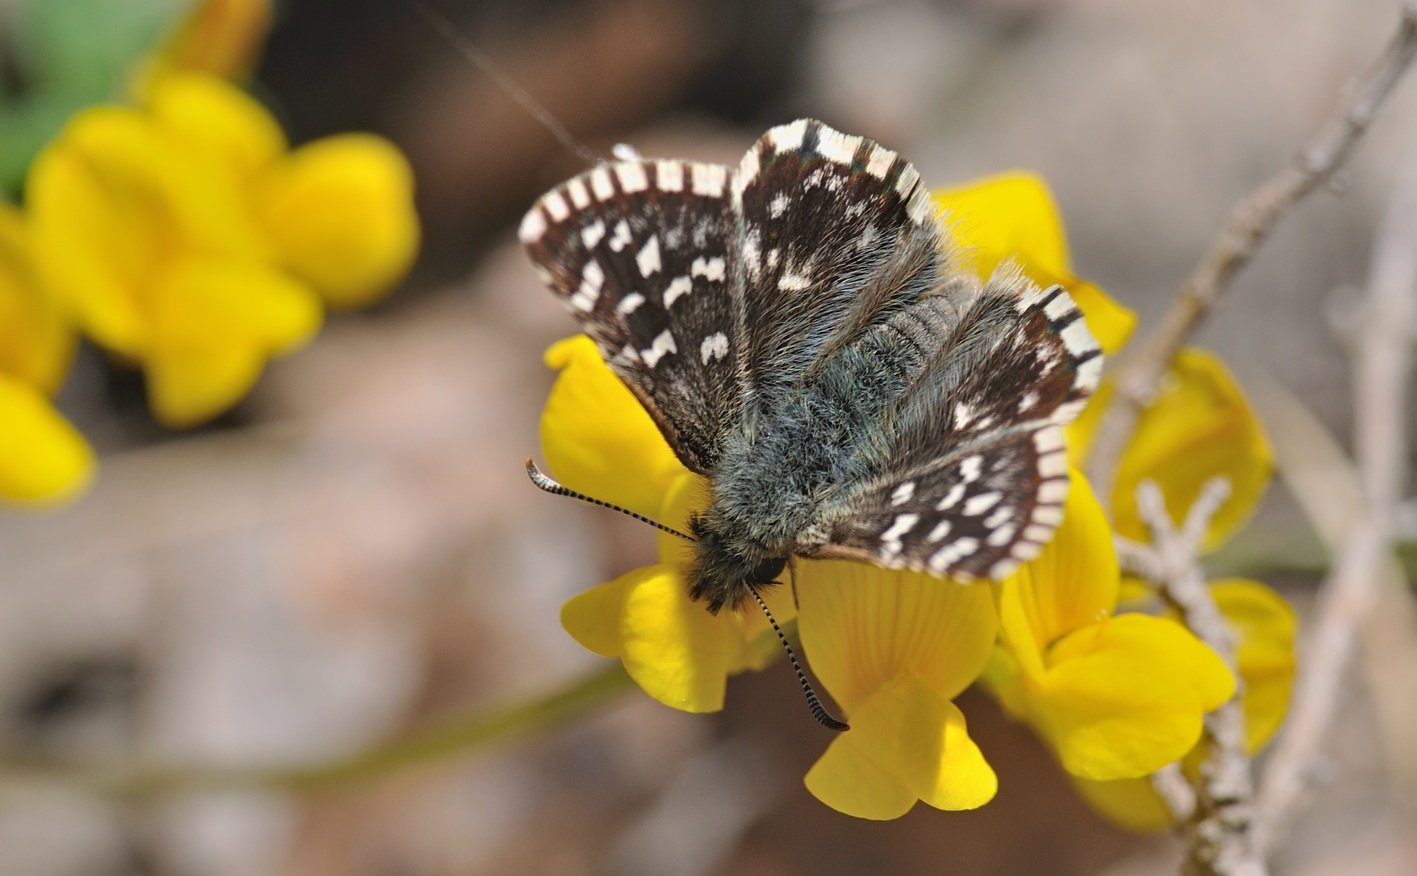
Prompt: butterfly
<box><xmin>520</xmin><ymin>119</ymin><xmax>1100</xmax><ymax>616</ymax></box>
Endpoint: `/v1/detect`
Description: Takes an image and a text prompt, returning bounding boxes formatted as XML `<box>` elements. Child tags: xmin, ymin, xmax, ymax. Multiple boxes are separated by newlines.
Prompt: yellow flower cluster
<box><xmin>538</xmin><ymin>173</ymin><xmax>1293</xmax><ymax>821</ymax></box>
<box><xmin>1</xmin><ymin>0</ymin><xmax>418</xmax><ymax>507</ymax></box>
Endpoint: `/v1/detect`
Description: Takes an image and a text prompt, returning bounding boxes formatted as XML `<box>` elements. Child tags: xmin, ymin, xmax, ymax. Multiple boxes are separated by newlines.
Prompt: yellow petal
<box><xmin>934</xmin><ymin>173</ymin><xmax>1070</xmax><ymax>277</ymax></box>
<box><xmin>257</xmin><ymin>133</ymin><xmax>419</xmax><ymax>308</ymax></box>
<box><xmin>0</xmin><ymin>203</ymin><xmax>76</xmax><ymax>394</ymax></box>
<box><xmin>147</xmin><ymin>72</ymin><xmax>287</xmax><ymax>179</ymax></box>
<box><xmin>561</xmin><ymin>568</ymin><xmax>636</xmax><ymax>659</ymax></box>
<box><xmin>145</xmin><ymin>257</ymin><xmax>321</xmax><ymax>427</ymax></box>
<box><xmin>1035</xmin><ymin>614</ymin><xmax>1235</xmax><ymax>780</ymax></box>
<box><xmin>0</xmin><ymin>374</ymin><xmax>95</xmax><ymax>506</ymax></box>
<box><xmin>1102</xmin><ymin>348</ymin><xmax>1272</xmax><ymax>550</ymax></box>
<box><xmin>1070</xmin><ymin>775</ymin><xmax>1175</xmax><ymax>833</ymax></box>
<box><xmin>796</xmin><ymin>559</ymin><xmax>997</xmax><ymax>715</ymax></box>
<box><xmin>898</xmin><ymin>680</ymin><xmax>998</xmax><ymax>811</ymax></box>
<box><xmin>1212</xmin><ymin>578</ymin><xmax>1295</xmax><ymax>751</ymax></box>
<box><xmin>619</xmin><ymin>564</ymin><xmax>736</xmax><ymax>713</ymax></box>
<box><xmin>1003</xmin><ymin>472</ymin><xmax>1118</xmax><ymax>651</ymax></box>
<box><xmin>804</xmin><ymin>673</ymin><xmax>996</xmax><ymax>819</ymax></box>
<box><xmin>540</xmin><ymin>336</ymin><xmax>687</xmax><ymax>520</ymax></box>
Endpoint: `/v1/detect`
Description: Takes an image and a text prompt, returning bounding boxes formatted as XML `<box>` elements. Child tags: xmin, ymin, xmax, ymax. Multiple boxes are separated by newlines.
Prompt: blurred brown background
<box><xmin>3</xmin><ymin>0</ymin><xmax>1416</xmax><ymax>874</ymax></box>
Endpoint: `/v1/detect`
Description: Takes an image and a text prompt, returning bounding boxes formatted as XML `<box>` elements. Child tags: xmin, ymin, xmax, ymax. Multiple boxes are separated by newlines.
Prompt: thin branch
<box><xmin>1251</xmin><ymin>140</ymin><xmax>1417</xmax><ymax>856</ymax></box>
<box><xmin>1136</xmin><ymin>479</ymin><xmax>1265</xmax><ymax>876</ymax></box>
<box><xmin>1085</xmin><ymin>2</ymin><xmax>1417</xmax><ymax>502</ymax></box>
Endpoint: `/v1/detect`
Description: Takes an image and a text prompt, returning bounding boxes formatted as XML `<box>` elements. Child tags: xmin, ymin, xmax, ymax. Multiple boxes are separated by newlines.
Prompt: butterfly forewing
<box><xmin>732</xmin><ymin>119</ymin><xmax>943</xmax><ymax>394</ymax></box>
<box><xmin>520</xmin><ymin>160</ymin><xmax>746</xmax><ymax>473</ymax></box>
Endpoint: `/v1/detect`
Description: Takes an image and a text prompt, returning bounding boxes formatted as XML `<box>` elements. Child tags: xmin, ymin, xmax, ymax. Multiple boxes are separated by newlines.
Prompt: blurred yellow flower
<box><xmin>0</xmin><ymin>202</ymin><xmax>93</xmax><ymax>506</ymax></box>
<box><xmin>26</xmin><ymin>71</ymin><xmax>418</xmax><ymax>427</ymax></box>
<box><xmin>982</xmin><ymin>475</ymin><xmax>1236</xmax><ymax>780</ymax></box>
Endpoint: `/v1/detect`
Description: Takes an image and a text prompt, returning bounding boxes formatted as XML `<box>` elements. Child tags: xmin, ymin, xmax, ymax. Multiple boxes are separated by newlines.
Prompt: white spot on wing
<box><xmin>615</xmin><ymin>163</ymin><xmax>649</xmax><ymax>193</ymax></box>
<box><xmin>1037</xmin><ymin>478</ymin><xmax>1069</xmax><ymax>504</ymax></box>
<box><xmin>616</xmin><ymin>292</ymin><xmax>645</xmax><ymax>315</ymax></box>
<box><xmin>779</xmin><ymin>271</ymin><xmax>812</xmax><ymax>291</ymax></box>
<box><xmin>1034</xmin><ymin>427</ymin><xmax>1065</xmax><ymax>454</ymax></box>
<box><xmin>815</xmin><ymin>127</ymin><xmax>862</xmax><ymax>165</ymax></box>
<box><xmin>963</xmin><ymin>491</ymin><xmax>1002</xmax><ymax>516</ymax></box>
<box><xmin>590</xmin><ymin>167</ymin><xmax>614</xmax><ymax>200</ymax></box>
<box><xmin>880</xmin><ymin>513</ymin><xmax>920</xmax><ymax>557</ymax></box>
<box><xmin>1038</xmin><ymin>450</ymin><xmax>1068</xmax><ymax>478</ymax></box>
<box><xmin>700</xmin><ymin>332</ymin><xmax>728</xmax><ymax>364</ymax></box>
<box><xmin>1045</xmin><ymin>292</ymin><xmax>1076</xmax><ymax>322</ymax></box>
<box><xmin>691</xmin><ymin>163</ymin><xmax>727</xmax><ymax>196</ymax></box>
<box><xmin>926</xmin><ymin>520</ymin><xmax>952</xmax><ymax>543</ymax></box>
<box><xmin>865</xmin><ymin>145</ymin><xmax>897</xmax><ymax>178</ymax></box>
<box><xmin>636</xmin><ymin>235</ymin><xmax>662</xmax><ymax>276</ymax></box>
<box><xmin>608</xmin><ymin>220</ymin><xmax>632</xmax><ymax>251</ymax></box>
<box><xmin>543</xmin><ymin>191</ymin><xmax>570</xmax><ymax>221</ymax></box>
<box><xmin>890</xmin><ymin>481</ymin><xmax>916</xmax><ymax>506</ymax></box>
<box><xmin>580</xmin><ymin>219</ymin><xmax>606</xmax><ymax>249</ymax></box>
<box><xmin>1032</xmin><ymin>504</ymin><xmax>1065</xmax><ymax>526</ymax></box>
<box><xmin>569</xmin><ymin>260</ymin><xmax>604</xmax><ymax>312</ymax></box>
<box><xmin>656</xmin><ymin>161</ymin><xmax>684</xmax><ymax>192</ymax></box>
<box><xmin>927</xmin><ymin>536</ymin><xmax>979</xmax><ymax>574</ymax></box>
<box><xmin>566</xmin><ymin>178</ymin><xmax>590</xmax><ymax>208</ymax></box>
<box><xmin>936</xmin><ymin>483</ymin><xmax>966</xmax><ymax>511</ymax></box>
<box><xmin>769</xmin><ymin>193</ymin><xmax>789</xmax><ymax>218</ymax></box>
<box><xmin>518</xmin><ymin>208</ymin><xmax>547</xmax><ymax>243</ymax></box>
<box><xmin>984</xmin><ymin>507</ymin><xmax>1013</xmax><ymax>529</ymax></box>
<box><xmin>664</xmin><ymin>275</ymin><xmax>692</xmax><ymax>307</ymax></box>
<box><xmin>960</xmin><ymin>455</ymin><xmax>984</xmax><ymax>483</ymax></box>
<box><xmin>954</xmin><ymin>402</ymin><xmax>974</xmax><ymax>429</ymax></box>
<box><xmin>1061</xmin><ymin>320</ymin><xmax>1100</xmax><ymax>356</ymax></box>
<box><xmin>1077</xmin><ymin>356</ymin><xmax>1104</xmax><ymax>391</ymax></box>
<box><xmin>691</xmin><ymin>256</ymin><xmax>726</xmax><ymax>281</ymax></box>
<box><xmin>767</xmin><ymin>119</ymin><xmax>809</xmax><ymax>152</ymax></box>
<box><xmin>987</xmin><ymin>523</ymin><xmax>1018</xmax><ymax>548</ymax></box>
<box><xmin>1017</xmin><ymin>391</ymin><xmax>1039</xmax><ymax>413</ymax></box>
<box><xmin>641</xmin><ymin>330</ymin><xmax>677</xmax><ymax>368</ymax></box>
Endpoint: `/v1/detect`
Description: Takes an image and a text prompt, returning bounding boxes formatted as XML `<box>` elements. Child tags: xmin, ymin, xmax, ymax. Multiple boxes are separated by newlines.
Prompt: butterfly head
<box><xmin>686</xmin><ymin>512</ymin><xmax>788</xmax><ymax>614</ymax></box>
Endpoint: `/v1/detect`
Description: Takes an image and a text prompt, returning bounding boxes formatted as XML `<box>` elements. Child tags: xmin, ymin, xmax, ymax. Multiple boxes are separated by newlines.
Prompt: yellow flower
<box><xmin>26</xmin><ymin>71</ymin><xmax>418</xmax><ymax>426</ymax></box>
<box><xmin>798</xmin><ymin>561</ymin><xmax>999</xmax><ymax>818</ymax></box>
<box><xmin>0</xmin><ymin>202</ymin><xmax>93</xmax><ymax>506</ymax></box>
<box><xmin>1071</xmin><ymin>578</ymin><xmax>1296</xmax><ymax>831</ymax></box>
<box><xmin>982</xmin><ymin>475</ymin><xmax>1236</xmax><ymax>780</ymax></box>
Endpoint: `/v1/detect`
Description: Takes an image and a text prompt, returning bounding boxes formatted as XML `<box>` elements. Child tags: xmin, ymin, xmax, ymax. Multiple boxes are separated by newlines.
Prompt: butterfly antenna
<box><xmin>747</xmin><ymin>586</ymin><xmax>849</xmax><ymax>732</ymax></box>
<box><xmin>407</xmin><ymin>0</ymin><xmax>605</xmax><ymax>168</ymax></box>
<box><xmin>525</xmin><ymin>459</ymin><xmax>694</xmax><ymax>541</ymax></box>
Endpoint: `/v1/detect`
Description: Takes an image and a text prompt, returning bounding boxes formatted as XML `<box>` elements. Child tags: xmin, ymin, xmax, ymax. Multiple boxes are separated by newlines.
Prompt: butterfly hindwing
<box><xmin>520</xmin><ymin>160</ymin><xmax>746</xmax><ymax>473</ymax></box>
<box><xmin>807</xmin><ymin>276</ymin><xmax>1102</xmax><ymax>579</ymax></box>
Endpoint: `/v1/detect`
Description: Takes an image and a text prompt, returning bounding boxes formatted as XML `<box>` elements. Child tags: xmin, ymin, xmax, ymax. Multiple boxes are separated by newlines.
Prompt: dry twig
<box><xmin>1084</xmin><ymin>2</ymin><xmax>1417</xmax><ymax>502</ymax></box>
<box><xmin>1136</xmin><ymin>479</ymin><xmax>1264</xmax><ymax>876</ymax></box>
<box><xmin>1250</xmin><ymin>142</ymin><xmax>1417</xmax><ymax>856</ymax></box>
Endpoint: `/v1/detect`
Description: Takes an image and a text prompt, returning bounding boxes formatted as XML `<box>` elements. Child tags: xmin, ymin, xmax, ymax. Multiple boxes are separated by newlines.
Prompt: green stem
<box><xmin>1</xmin><ymin>662</ymin><xmax>635</xmax><ymax>800</ymax></box>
